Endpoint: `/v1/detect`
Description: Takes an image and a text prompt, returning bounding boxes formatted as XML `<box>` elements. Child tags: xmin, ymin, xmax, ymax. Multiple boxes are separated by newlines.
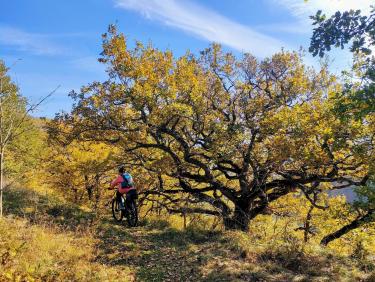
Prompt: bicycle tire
<box><xmin>112</xmin><ymin>198</ymin><xmax>123</xmax><ymax>222</ymax></box>
<box><xmin>126</xmin><ymin>200</ymin><xmax>138</xmax><ymax>227</ymax></box>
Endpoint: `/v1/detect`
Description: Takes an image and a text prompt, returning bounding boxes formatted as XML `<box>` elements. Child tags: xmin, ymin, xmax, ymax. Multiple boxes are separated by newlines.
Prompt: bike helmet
<box><xmin>118</xmin><ymin>165</ymin><xmax>125</xmax><ymax>174</ymax></box>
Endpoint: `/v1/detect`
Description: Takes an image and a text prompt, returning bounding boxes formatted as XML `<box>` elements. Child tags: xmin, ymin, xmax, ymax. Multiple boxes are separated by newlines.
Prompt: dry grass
<box><xmin>1</xmin><ymin>185</ymin><xmax>374</xmax><ymax>281</ymax></box>
<box><xmin>0</xmin><ymin>185</ymin><xmax>133</xmax><ymax>281</ymax></box>
<box><xmin>0</xmin><ymin>217</ymin><xmax>134</xmax><ymax>281</ymax></box>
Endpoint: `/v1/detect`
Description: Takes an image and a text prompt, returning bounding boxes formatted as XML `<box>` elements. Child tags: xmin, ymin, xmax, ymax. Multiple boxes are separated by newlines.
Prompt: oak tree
<box><xmin>54</xmin><ymin>26</ymin><xmax>371</xmax><ymax>230</ymax></box>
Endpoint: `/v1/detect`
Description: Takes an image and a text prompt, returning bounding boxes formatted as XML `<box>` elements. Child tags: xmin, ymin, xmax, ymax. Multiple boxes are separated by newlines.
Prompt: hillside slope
<box><xmin>1</xmin><ymin>185</ymin><xmax>374</xmax><ymax>282</ymax></box>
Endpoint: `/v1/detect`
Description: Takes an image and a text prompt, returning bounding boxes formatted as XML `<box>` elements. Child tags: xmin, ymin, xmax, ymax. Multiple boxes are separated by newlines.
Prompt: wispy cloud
<box><xmin>115</xmin><ymin>0</ymin><xmax>288</xmax><ymax>57</ymax></box>
<box><xmin>267</xmin><ymin>0</ymin><xmax>374</xmax><ymax>71</ymax></box>
<box><xmin>0</xmin><ymin>26</ymin><xmax>65</xmax><ymax>56</ymax></box>
<box><xmin>263</xmin><ymin>0</ymin><xmax>374</xmax><ymax>35</ymax></box>
<box><xmin>275</xmin><ymin>0</ymin><xmax>373</xmax><ymax>19</ymax></box>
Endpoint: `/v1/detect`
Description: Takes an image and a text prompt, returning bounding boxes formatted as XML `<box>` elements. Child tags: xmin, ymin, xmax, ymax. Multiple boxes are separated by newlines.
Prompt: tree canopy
<box><xmin>309</xmin><ymin>6</ymin><xmax>375</xmax><ymax>244</ymax></box>
<box><xmin>310</xmin><ymin>7</ymin><xmax>375</xmax><ymax>118</ymax></box>
<box><xmin>50</xmin><ymin>26</ymin><xmax>372</xmax><ymax>231</ymax></box>
<box><xmin>310</xmin><ymin>7</ymin><xmax>374</xmax><ymax>57</ymax></box>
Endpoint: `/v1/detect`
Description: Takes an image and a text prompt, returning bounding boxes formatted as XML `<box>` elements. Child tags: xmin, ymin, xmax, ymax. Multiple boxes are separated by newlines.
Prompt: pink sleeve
<box><xmin>111</xmin><ymin>175</ymin><xmax>123</xmax><ymax>187</ymax></box>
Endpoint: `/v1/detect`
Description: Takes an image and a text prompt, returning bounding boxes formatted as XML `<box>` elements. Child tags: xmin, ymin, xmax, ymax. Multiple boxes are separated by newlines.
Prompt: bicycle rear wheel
<box><xmin>112</xmin><ymin>198</ymin><xmax>123</xmax><ymax>222</ymax></box>
<box><xmin>126</xmin><ymin>200</ymin><xmax>138</xmax><ymax>227</ymax></box>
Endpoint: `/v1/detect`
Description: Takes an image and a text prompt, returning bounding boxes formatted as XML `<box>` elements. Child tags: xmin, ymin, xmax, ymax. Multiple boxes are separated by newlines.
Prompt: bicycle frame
<box><xmin>110</xmin><ymin>188</ymin><xmax>138</xmax><ymax>227</ymax></box>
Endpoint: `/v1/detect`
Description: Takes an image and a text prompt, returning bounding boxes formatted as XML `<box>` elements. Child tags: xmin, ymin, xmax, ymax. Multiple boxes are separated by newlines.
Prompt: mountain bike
<box><xmin>111</xmin><ymin>190</ymin><xmax>138</xmax><ymax>227</ymax></box>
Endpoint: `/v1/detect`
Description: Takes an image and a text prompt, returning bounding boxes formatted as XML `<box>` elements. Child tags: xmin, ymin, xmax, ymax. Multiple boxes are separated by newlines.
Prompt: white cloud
<box><xmin>274</xmin><ymin>0</ymin><xmax>373</xmax><ymax>20</ymax></box>
<box><xmin>115</xmin><ymin>0</ymin><xmax>289</xmax><ymax>57</ymax></box>
<box><xmin>0</xmin><ymin>26</ymin><xmax>64</xmax><ymax>56</ymax></box>
<box><xmin>264</xmin><ymin>0</ymin><xmax>373</xmax><ymax>34</ymax></box>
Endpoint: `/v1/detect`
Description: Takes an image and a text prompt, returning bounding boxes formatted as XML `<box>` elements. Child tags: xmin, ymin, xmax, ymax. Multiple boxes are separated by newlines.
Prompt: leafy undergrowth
<box><xmin>1</xmin><ymin>185</ymin><xmax>374</xmax><ymax>281</ymax></box>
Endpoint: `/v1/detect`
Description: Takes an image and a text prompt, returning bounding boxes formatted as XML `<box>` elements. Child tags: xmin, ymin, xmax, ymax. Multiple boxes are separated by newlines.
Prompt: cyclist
<box><xmin>109</xmin><ymin>166</ymin><xmax>137</xmax><ymax>211</ymax></box>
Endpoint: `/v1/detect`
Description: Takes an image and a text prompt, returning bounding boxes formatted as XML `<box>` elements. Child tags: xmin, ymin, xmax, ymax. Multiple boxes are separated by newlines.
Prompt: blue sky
<box><xmin>1</xmin><ymin>0</ymin><xmax>373</xmax><ymax>117</ymax></box>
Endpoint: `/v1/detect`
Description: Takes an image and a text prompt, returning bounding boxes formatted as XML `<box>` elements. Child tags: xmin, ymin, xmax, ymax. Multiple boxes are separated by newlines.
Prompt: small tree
<box><xmin>0</xmin><ymin>60</ymin><xmax>55</xmax><ymax>217</ymax></box>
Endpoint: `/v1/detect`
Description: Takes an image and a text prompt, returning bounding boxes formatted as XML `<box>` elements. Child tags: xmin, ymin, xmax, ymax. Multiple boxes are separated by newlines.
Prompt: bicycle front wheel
<box><xmin>112</xmin><ymin>198</ymin><xmax>123</xmax><ymax>222</ymax></box>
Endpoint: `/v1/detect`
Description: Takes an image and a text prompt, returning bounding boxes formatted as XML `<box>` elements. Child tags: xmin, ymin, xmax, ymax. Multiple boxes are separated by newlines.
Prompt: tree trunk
<box><xmin>224</xmin><ymin>212</ymin><xmax>250</xmax><ymax>231</ymax></box>
<box><xmin>304</xmin><ymin>205</ymin><xmax>314</xmax><ymax>243</ymax></box>
<box><xmin>320</xmin><ymin>210</ymin><xmax>374</xmax><ymax>246</ymax></box>
<box><xmin>94</xmin><ymin>174</ymin><xmax>100</xmax><ymax>211</ymax></box>
<box><xmin>85</xmin><ymin>175</ymin><xmax>92</xmax><ymax>200</ymax></box>
<box><xmin>183</xmin><ymin>211</ymin><xmax>187</xmax><ymax>230</ymax></box>
<box><xmin>73</xmin><ymin>187</ymin><xmax>78</xmax><ymax>203</ymax></box>
<box><xmin>223</xmin><ymin>200</ymin><xmax>251</xmax><ymax>231</ymax></box>
<box><xmin>0</xmin><ymin>148</ymin><xmax>4</xmax><ymax>218</ymax></box>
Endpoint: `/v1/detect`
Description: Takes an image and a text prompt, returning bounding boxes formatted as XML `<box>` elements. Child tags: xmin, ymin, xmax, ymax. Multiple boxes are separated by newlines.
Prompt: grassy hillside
<box><xmin>1</xmin><ymin>185</ymin><xmax>133</xmax><ymax>281</ymax></box>
<box><xmin>1</xmin><ymin>185</ymin><xmax>374</xmax><ymax>282</ymax></box>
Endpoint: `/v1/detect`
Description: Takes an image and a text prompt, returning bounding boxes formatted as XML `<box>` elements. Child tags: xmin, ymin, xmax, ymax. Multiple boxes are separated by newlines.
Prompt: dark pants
<box><xmin>116</xmin><ymin>189</ymin><xmax>137</xmax><ymax>209</ymax></box>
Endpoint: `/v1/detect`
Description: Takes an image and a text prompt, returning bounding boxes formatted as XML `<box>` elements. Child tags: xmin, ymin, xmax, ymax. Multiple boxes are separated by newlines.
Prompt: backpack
<box><xmin>121</xmin><ymin>172</ymin><xmax>134</xmax><ymax>189</ymax></box>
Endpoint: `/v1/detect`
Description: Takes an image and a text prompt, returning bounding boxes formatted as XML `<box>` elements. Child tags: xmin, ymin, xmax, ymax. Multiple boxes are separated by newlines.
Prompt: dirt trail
<box><xmin>94</xmin><ymin>221</ymin><xmax>234</xmax><ymax>281</ymax></box>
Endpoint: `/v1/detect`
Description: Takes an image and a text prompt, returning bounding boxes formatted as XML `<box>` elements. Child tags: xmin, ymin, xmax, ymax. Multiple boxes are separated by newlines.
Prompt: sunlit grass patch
<box><xmin>0</xmin><ymin>216</ymin><xmax>134</xmax><ymax>281</ymax></box>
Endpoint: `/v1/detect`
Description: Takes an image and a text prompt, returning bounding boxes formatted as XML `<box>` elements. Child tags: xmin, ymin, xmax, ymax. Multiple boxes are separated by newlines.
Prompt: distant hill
<box><xmin>328</xmin><ymin>187</ymin><xmax>357</xmax><ymax>203</ymax></box>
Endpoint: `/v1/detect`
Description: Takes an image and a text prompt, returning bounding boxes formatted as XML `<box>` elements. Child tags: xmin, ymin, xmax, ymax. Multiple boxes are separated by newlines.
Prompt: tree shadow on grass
<box><xmin>201</xmin><ymin>269</ymin><xmax>268</xmax><ymax>282</ymax></box>
<box><xmin>93</xmin><ymin>218</ymin><xmax>364</xmax><ymax>282</ymax></box>
<box><xmin>94</xmin><ymin>222</ymin><xmax>303</xmax><ymax>282</ymax></box>
<box><xmin>3</xmin><ymin>185</ymin><xmax>95</xmax><ymax>231</ymax></box>
<box><xmin>94</xmin><ymin>218</ymin><xmax>235</xmax><ymax>281</ymax></box>
<box><xmin>144</xmin><ymin>226</ymin><xmax>222</xmax><ymax>249</ymax></box>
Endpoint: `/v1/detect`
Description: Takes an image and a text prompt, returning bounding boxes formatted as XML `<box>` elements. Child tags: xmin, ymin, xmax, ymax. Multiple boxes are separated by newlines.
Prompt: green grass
<box><xmin>1</xmin><ymin>185</ymin><xmax>374</xmax><ymax>281</ymax></box>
